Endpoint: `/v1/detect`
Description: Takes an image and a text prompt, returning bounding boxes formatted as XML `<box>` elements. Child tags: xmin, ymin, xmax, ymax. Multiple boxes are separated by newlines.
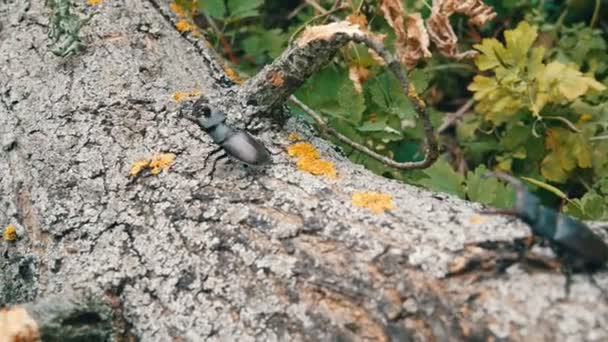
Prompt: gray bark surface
<box><xmin>1</xmin><ymin>1</ymin><xmax>607</xmax><ymax>341</ymax></box>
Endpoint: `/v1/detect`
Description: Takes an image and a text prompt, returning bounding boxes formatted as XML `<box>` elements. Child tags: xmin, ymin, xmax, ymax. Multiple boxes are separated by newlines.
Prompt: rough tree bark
<box><xmin>1</xmin><ymin>1</ymin><xmax>607</xmax><ymax>341</ymax></box>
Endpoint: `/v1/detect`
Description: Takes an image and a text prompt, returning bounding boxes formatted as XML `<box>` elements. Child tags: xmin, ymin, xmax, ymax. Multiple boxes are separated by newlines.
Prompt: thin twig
<box><xmin>438</xmin><ymin>99</ymin><xmax>474</xmax><ymax>133</ymax></box>
<box><xmin>289</xmin><ymin>29</ymin><xmax>442</xmax><ymax>170</ymax></box>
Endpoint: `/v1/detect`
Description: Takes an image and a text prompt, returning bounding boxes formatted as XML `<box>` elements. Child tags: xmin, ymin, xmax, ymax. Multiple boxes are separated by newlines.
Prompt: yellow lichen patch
<box><xmin>129</xmin><ymin>159</ymin><xmax>150</xmax><ymax>177</ymax></box>
<box><xmin>149</xmin><ymin>153</ymin><xmax>176</xmax><ymax>175</ymax></box>
<box><xmin>171</xmin><ymin>90</ymin><xmax>201</xmax><ymax>102</ymax></box>
<box><xmin>224</xmin><ymin>66</ymin><xmax>244</xmax><ymax>84</ymax></box>
<box><xmin>87</xmin><ymin>0</ymin><xmax>103</xmax><ymax>5</ymax></box>
<box><xmin>176</xmin><ymin>20</ymin><xmax>197</xmax><ymax>33</ymax></box>
<box><xmin>287</xmin><ymin>133</ymin><xmax>301</xmax><ymax>141</ymax></box>
<box><xmin>129</xmin><ymin>153</ymin><xmax>176</xmax><ymax>177</ymax></box>
<box><xmin>287</xmin><ymin>142</ymin><xmax>337</xmax><ymax>178</ymax></box>
<box><xmin>468</xmin><ymin>215</ymin><xmax>487</xmax><ymax>225</ymax></box>
<box><xmin>407</xmin><ymin>84</ymin><xmax>426</xmax><ymax>109</ymax></box>
<box><xmin>352</xmin><ymin>192</ymin><xmax>394</xmax><ymax>214</ymax></box>
<box><xmin>2</xmin><ymin>225</ymin><xmax>17</xmax><ymax>242</ymax></box>
<box><xmin>287</xmin><ymin>142</ymin><xmax>320</xmax><ymax>159</ymax></box>
<box><xmin>169</xmin><ymin>2</ymin><xmax>186</xmax><ymax>18</ymax></box>
<box><xmin>297</xmin><ymin>157</ymin><xmax>337</xmax><ymax>178</ymax></box>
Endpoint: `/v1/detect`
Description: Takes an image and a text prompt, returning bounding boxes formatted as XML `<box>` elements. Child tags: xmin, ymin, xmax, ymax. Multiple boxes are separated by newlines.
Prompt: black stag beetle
<box><xmin>183</xmin><ymin>97</ymin><xmax>272</xmax><ymax>168</ymax></box>
<box><xmin>482</xmin><ymin>172</ymin><xmax>608</xmax><ymax>295</ymax></box>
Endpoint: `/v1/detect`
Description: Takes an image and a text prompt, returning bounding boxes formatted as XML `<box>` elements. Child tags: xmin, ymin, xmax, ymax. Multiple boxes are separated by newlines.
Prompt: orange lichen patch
<box><xmin>169</xmin><ymin>2</ymin><xmax>186</xmax><ymax>18</ymax></box>
<box><xmin>223</xmin><ymin>66</ymin><xmax>244</xmax><ymax>84</ymax></box>
<box><xmin>129</xmin><ymin>159</ymin><xmax>150</xmax><ymax>177</ymax></box>
<box><xmin>171</xmin><ymin>90</ymin><xmax>201</xmax><ymax>102</ymax></box>
<box><xmin>176</xmin><ymin>19</ymin><xmax>197</xmax><ymax>33</ymax></box>
<box><xmin>149</xmin><ymin>153</ymin><xmax>176</xmax><ymax>175</ymax></box>
<box><xmin>287</xmin><ymin>142</ymin><xmax>337</xmax><ymax>178</ymax></box>
<box><xmin>129</xmin><ymin>153</ymin><xmax>176</xmax><ymax>177</ymax></box>
<box><xmin>269</xmin><ymin>71</ymin><xmax>284</xmax><ymax>87</ymax></box>
<box><xmin>2</xmin><ymin>224</ymin><xmax>17</xmax><ymax>242</ymax></box>
<box><xmin>297</xmin><ymin>157</ymin><xmax>337</xmax><ymax>178</ymax></box>
<box><xmin>0</xmin><ymin>306</ymin><xmax>40</xmax><ymax>341</ymax></box>
<box><xmin>287</xmin><ymin>133</ymin><xmax>301</xmax><ymax>141</ymax></box>
<box><xmin>287</xmin><ymin>142</ymin><xmax>320</xmax><ymax>159</ymax></box>
<box><xmin>351</xmin><ymin>191</ymin><xmax>394</xmax><ymax>214</ymax></box>
<box><xmin>468</xmin><ymin>215</ymin><xmax>487</xmax><ymax>225</ymax></box>
<box><xmin>87</xmin><ymin>0</ymin><xmax>103</xmax><ymax>5</ymax></box>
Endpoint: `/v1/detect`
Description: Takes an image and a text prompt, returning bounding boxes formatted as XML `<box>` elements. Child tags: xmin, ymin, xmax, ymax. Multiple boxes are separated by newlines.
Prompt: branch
<box><xmin>240</xmin><ymin>21</ymin><xmax>439</xmax><ymax>169</ymax></box>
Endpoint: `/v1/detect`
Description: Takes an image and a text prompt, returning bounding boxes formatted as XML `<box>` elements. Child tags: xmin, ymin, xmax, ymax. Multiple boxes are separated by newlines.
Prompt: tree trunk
<box><xmin>1</xmin><ymin>1</ymin><xmax>607</xmax><ymax>341</ymax></box>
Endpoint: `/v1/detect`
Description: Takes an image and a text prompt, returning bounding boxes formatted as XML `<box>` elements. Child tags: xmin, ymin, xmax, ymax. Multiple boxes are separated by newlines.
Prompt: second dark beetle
<box><xmin>484</xmin><ymin>172</ymin><xmax>608</xmax><ymax>291</ymax></box>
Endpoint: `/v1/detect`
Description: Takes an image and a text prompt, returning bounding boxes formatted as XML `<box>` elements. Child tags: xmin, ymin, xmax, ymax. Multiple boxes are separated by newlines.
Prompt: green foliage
<box><xmin>469</xmin><ymin>22</ymin><xmax>605</xmax><ymax>121</ymax></box>
<box><xmin>187</xmin><ymin>1</ymin><xmax>608</xmax><ymax>220</ymax></box>
<box><xmin>419</xmin><ymin>158</ymin><xmax>465</xmax><ymax>197</ymax></box>
<box><xmin>464</xmin><ymin>19</ymin><xmax>608</xmax><ymax>218</ymax></box>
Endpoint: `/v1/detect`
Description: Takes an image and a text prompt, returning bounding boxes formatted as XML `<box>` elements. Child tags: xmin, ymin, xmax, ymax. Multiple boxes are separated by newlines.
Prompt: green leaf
<box><xmin>198</xmin><ymin>0</ymin><xmax>226</xmax><ymax>19</ymax></box>
<box><xmin>541</xmin><ymin>128</ymin><xmax>592</xmax><ymax>183</ymax></box>
<box><xmin>418</xmin><ymin>159</ymin><xmax>465</xmax><ymax>197</ymax></box>
<box><xmin>242</xmin><ymin>29</ymin><xmax>287</xmax><ymax>59</ymax></box>
<box><xmin>409</xmin><ymin>69</ymin><xmax>429</xmax><ymax>93</ymax></box>
<box><xmin>466</xmin><ymin>165</ymin><xmax>516</xmax><ymax>208</ymax></box>
<box><xmin>227</xmin><ymin>0</ymin><xmax>263</xmax><ymax>19</ymax></box>
<box><xmin>564</xmin><ymin>190</ymin><xmax>607</xmax><ymax>220</ymax></box>
<box><xmin>358</xmin><ymin>120</ymin><xmax>387</xmax><ymax>132</ymax></box>
<box><xmin>336</xmin><ymin>80</ymin><xmax>366</xmax><ymax>122</ymax></box>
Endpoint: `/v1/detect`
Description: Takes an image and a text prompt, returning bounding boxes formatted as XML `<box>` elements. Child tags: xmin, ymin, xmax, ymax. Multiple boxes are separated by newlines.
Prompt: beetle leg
<box><xmin>561</xmin><ymin>263</ymin><xmax>573</xmax><ymax>299</ymax></box>
<box><xmin>588</xmin><ymin>273</ymin><xmax>608</xmax><ymax>302</ymax></box>
<box><xmin>203</xmin><ymin>146</ymin><xmax>225</xmax><ymax>169</ymax></box>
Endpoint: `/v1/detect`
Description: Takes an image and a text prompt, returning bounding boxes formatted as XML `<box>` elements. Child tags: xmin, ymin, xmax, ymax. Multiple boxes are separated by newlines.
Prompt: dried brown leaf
<box><xmin>402</xmin><ymin>13</ymin><xmax>431</xmax><ymax>69</ymax></box>
<box><xmin>379</xmin><ymin>0</ymin><xmax>406</xmax><ymax>38</ymax></box>
<box><xmin>348</xmin><ymin>65</ymin><xmax>372</xmax><ymax>93</ymax></box>
<box><xmin>297</xmin><ymin>21</ymin><xmax>363</xmax><ymax>47</ymax></box>
<box><xmin>426</xmin><ymin>0</ymin><xmax>495</xmax><ymax>60</ymax></box>
<box><xmin>443</xmin><ymin>0</ymin><xmax>496</xmax><ymax>26</ymax></box>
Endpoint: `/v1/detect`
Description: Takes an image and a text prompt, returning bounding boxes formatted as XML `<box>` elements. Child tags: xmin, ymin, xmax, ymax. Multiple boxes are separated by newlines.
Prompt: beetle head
<box><xmin>191</xmin><ymin>97</ymin><xmax>227</xmax><ymax>131</ymax></box>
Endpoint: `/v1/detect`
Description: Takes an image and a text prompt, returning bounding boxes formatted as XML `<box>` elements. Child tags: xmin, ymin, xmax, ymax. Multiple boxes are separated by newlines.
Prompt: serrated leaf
<box><xmin>418</xmin><ymin>159</ymin><xmax>465</xmax><ymax>197</ymax></box>
<box><xmin>466</xmin><ymin>165</ymin><xmax>515</xmax><ymax>208</ymax></box>
<box><xmin>227</xmin><ymin>0</ymin><xmax>263</xmax><ymax>18</ymax></box>
<box><xmin>539</xmin><ymin>62</ymin><xmax>606</xmax><ymax>102</ymax></box>
<box><xmin>541</xmin><ymin>152</ymin><xmax>569</xmax><ymax>183</ymax></box>
<box><xmin>503</xmin><ymin>21</ymin><xmax>538</xmax><ymax>68</ymax></box>
<box><xmin>541</xmin><ymin>128</ymin><xmax>592</xmax><ymax>183</ymax></box>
